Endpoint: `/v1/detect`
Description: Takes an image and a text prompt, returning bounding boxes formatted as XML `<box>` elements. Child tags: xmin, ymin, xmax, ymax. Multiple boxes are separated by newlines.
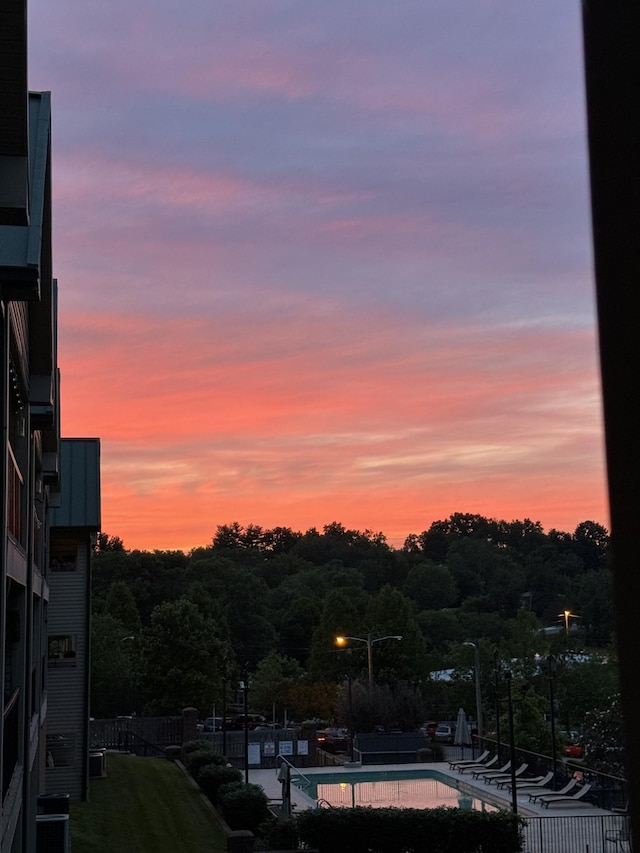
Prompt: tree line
<box><xmin>91</xmin><ymin>513</ymin><xmax>618</xmax><ymax>768</ymax></box>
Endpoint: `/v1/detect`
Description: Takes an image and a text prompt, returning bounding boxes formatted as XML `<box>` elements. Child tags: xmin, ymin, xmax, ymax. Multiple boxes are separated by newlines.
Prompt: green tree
<box><xmin>308</xmin><ymin>588</ymin><xmax>368</xmax><ymax>682</ymax></box>
<box><xmin>402</xmin><ymin>562</ymin><xmax>457</xmax><ymax>611</ymax></box>
<box><xmin>138</xmin><ymin>598</ymin><xmax>228</xmax><ymax>715</ymax></box>
<box><xmin>104</xmin><ymin>580</ymin><xmax>141</xmax><ymax>635</ymax></box>
<box><xmin>91</xmin><ymin>614</ymin><xmax>137</xmax><ymax>717</ymax></box>
<box><xmin>97</xmin><ymin>532</ymin><xmax>125</xmax><ymax>551</ymax></box>
<box><xmin>553</xmin><ymin>657</ymin><xmax>619</xmax><ymax>733</ymax></box>
<box><xmin>250</xmin><ymin>653</ymin><xmax>304</xmax><ymax>718</ymax></box>
<box><xmin>583</xmin><ymin>693</ymin><xmax>624</xmax><ymax>776</ymax></box>
<box><xmin>363</xmin><ymin>585</ymin><xmax>427</xmax><ymax>685</ymax></box>
<box><xmin>188</xmin><ymin>557</ymin><xmax>277</xmax><ymax>666</ymax></box>
<box><xmin>572</xmin><ymin>520</ymin><xmax>609</xmax><ymax>571</ymax></box>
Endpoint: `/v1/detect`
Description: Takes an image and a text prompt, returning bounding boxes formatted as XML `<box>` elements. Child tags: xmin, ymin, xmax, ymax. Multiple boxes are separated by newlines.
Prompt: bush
<box><xmin>217</xmin><ymin>782</ymin><xmax>270</xmax><ymax>832</ymax></box>
<box><xmin>261</xmin><ymin>817</ymin><xmax>300</xmax><ymax>851</ymax></box>
<box><xmin>183</xmin><ymin>745</ymin><xmax>227</xmax><ymax>778</ymax></box>
<box><xmin>196</xmin><ymin>764</ymin><xmax>243</xmax><ymax>803</ymax></box>
<box><xmin>295</xmin><ymin>806</ymin><xmax>524</xmax><ymax>853</ymax></box>
<box><xmin>182</xmin><ymin>739</ymin><xmax>211</xmax><ymax>755</ymax></box>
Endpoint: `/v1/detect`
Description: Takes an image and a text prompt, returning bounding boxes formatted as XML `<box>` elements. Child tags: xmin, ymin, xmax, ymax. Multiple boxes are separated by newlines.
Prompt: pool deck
<box><xmin>250</xmin><ymin>762</ymin><xmax>614</xmax><ymax>819</ymax></box>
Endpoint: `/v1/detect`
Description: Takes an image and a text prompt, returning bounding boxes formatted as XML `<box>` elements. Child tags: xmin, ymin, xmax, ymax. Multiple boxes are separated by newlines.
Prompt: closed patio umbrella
<box><xmin>454</xmin><ymin>708</ymin><xmax>472</xmax><ymax>745</ymax></box>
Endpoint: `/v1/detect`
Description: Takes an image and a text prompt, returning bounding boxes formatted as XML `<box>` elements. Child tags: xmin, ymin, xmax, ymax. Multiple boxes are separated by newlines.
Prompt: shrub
<box><xmin>217</xmin><ymin>782</ymin><xmax>270</xmax><ymax>832</ymax></box>
<box><xmin>260</xmin><ymin>817</ymin><xmax>300</xmax><ymax>851</ymax></box>
<box><xmin>183</xmin><ymin>745</ymin><xmax>227</xmax><ymax>778</ymax></box>
<box><xmin>197</xmin><ymin>764</ymin><xmax>243</xmax><ymax>803</ymax></box>
<box><xmin>295</xmin><ymin>806</ymin><xmax>524</xmax><ymax>853</ymax></box>
<box><xmin>182</xmin><ymin>739</ymin><xmax>211</xmax><ymax>755</ymax></box>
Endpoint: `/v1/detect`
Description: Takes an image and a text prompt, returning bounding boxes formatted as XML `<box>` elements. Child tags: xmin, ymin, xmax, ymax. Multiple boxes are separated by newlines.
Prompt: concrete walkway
<box><xmin>250</xmin><ymin>762</ymin><xmax>628</xmax><ymax>852</ymax></box>
<box><xmin>250</xmin><ymin>761</ymin><xmax>613</xmax><ymax>818</ymax></box>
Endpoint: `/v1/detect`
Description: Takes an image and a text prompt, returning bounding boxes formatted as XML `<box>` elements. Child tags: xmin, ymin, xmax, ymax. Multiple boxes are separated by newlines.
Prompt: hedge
<box><xmin>293</xmin><ymin>806</ymin><xmax>523</xmax><ymax>853</ymax></box>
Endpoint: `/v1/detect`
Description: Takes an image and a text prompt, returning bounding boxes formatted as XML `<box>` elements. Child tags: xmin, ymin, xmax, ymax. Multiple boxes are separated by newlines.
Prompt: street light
<box><xmin>547</xmin><ymin>655</ymin><xmax>558</xmax><ymax>789</ymax></box>
<box><xmin>464</xmin><ymin>641</ymin><xmax>483</xmax><ymax>740</ymax></box>
<box><xmin>335</xmin><ymin>633</ymin><xmax>402</xmax><ymax>694</ymax></box>
<box><xmin>558</xmin><ymin>609</ymin><xmax>580</xmax><ymax>634</ymax></box>
<box><xmin>503</xmin><ymin>669</ymin><xmax>518</xmax><ymax>815</ymax></box>
<box><xmin>493</xmin><ymin>650</ymin><xmax>502</xmax><ymax>762</ymax></box>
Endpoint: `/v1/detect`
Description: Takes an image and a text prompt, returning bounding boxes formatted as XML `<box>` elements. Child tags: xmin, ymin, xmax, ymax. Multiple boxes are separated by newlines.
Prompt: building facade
<box><xmin>1</xmin><ymin>4</ymin><xmax>101</xmax><ymax>850</ymax></box>
<box><xmin>47</xmin><ymin>439</ymin><xmax>101</xmax><ymax>802</ymax></box>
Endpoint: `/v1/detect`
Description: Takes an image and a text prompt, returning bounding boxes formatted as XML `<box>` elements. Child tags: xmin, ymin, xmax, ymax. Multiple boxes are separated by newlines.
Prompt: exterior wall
<box><xmin>1</xmin><ymin>11</ymin><xmax>68</xmax><ymax>848</ymax></box>
<box><xmin>45</xmin><ymin>539</ymin><xmax>91</xmax><ymax>799</ymax></box>
<box><xmin>46</xmin><ymin>440</ymin><xmax>101</xmax><ymax>803</ymax></box>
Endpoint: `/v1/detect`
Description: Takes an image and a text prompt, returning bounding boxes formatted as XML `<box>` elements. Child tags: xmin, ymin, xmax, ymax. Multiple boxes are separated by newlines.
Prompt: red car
<box><xmin>317</xmin><ymin>728</ymin><xmax>351</xmax><ymax>754</ymax></box>
<box><xmin>563</xmin><ymin>743</ymin><xmax>584</xmax><ymax>758</ymax></box>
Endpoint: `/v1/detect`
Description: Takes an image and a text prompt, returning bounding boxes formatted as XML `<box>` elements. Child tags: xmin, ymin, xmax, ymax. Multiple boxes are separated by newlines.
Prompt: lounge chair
<box><xmin>539</xmin><ymin>783</ymin><xmax>592</xmax><ymax>808</ymax></box>
<box><xmin>448</xmin><ymin>749</ymin><xmax>491</xmax><ymax>769</ymax></box>
<box><xmin>472</xmin><ymin>760</ymin><xmax>510</xmax><ymax>780</ymax></box>
<box><xmin>497</xmin><ymin>771</ymin><xmax>554</xmax><ymax>792</ymax></box>
<box><xmin>483</xmin><ymin>763</ymin><xmax>529</xmax><ymax>785</ymax></box>
<box><xmin>457</xmin><ymin>755</ymin><xmax>499</xmax><ymax>774</ymax></box>
<box><xmin>529</xmin><ymin>777</ymin><xmax>577</xmax><ymax>803</ymax></box>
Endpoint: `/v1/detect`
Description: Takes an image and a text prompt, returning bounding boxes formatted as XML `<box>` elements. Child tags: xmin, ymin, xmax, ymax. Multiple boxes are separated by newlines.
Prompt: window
<box><xmin>50</xmin><ymin>537</ymin><xmax>77</xmax><ymax>571</ymax></box>
<box><xmin>48</xmin><ymin>635</ymin><xmax>77</xmax><ymax>666</ymax></box>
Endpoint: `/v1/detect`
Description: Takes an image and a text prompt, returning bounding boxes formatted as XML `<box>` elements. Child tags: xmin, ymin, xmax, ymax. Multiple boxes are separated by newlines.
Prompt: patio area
<box><xmin>250</xmin><ymin>761</ymin><xmax>630</xmax><ymax>852</ymax></box>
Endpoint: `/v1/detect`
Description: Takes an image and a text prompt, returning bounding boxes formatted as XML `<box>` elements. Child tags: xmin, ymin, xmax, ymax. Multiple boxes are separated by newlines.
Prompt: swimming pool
<box><xmin>293</xmin><ymin>769</ymin><xmax>499</xmax><ymax>812</ymax></box>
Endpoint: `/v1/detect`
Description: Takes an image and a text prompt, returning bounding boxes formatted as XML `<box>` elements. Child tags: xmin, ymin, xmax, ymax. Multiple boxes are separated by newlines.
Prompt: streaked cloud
<box><xmin>28</xmin><ymin>0</ymin><xmax>606</xmax><ymax>549</ymax></box>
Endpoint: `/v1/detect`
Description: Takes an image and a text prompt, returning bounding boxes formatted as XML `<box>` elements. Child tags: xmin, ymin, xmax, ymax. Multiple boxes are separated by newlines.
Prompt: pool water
<box><xmin>295</xmin><ymin>769</ymin><xmax>499</xmax><ymax>812</ymax></box>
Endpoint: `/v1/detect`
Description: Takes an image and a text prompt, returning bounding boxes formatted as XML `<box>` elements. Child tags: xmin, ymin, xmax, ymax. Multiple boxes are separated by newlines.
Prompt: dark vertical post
<box><xmin>582</xmin><ymin>1</ymin><xmax>640</xmax><ymax>845</ymax></box>
<box><xmin>494</xmin><ymin>650</ymin><xmax>501</xmax><ymax>762</ymax></box>
<box><xmin>222</xmin><ymin>674</ymin><xmax>227</xmax><ymax>756</ymax></box>
<box><xmin>243</xmin><ymin>675</ymin><xmax>249</xmax><ymax>784</ymax></box>
<box><xmin>348</xmin><ymin>670</ymin><xmax>355</xmax><ymax>762</ymax></box>
<box><xmin>547</xmin><ymin>655</ymin><xmax>557</xmax><ymax>789</ymax></box>
<box><xmin>504</xmin><ymin>670</ymin><xmax>517</xmax><ymax>814</ymax></box>
<box><xmin>367</xmin><ymin>632</ymin><xmax>373</xmax><ymax>696</ymax></box>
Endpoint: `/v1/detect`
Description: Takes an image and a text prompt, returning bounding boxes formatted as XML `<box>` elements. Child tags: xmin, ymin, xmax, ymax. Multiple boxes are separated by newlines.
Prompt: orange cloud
<box><xmin>59</xmin><ymin>303</ymin><xmax>607</xmax><ymax>550</ymax></box>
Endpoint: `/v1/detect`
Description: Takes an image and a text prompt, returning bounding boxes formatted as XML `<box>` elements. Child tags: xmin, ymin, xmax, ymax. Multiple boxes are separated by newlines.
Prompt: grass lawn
<box><xmin>71</xmin><ymin>753</ymin><xmax>228</xmax><ymax>852</ymax></box>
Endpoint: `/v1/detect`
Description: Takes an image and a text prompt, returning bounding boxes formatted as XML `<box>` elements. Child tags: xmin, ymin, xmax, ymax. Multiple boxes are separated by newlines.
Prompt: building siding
<box><xmin>45</xmin><ymin>544</ymin><xmax>89</xmax><ymax>799</ymax></box>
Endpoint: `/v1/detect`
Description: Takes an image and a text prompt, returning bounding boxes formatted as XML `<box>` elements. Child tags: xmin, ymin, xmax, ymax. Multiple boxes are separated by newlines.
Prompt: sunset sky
<box><xmin>29</xmin><ymin>1</ymin><xmax>608</xmax><ymax>551</ymax></box>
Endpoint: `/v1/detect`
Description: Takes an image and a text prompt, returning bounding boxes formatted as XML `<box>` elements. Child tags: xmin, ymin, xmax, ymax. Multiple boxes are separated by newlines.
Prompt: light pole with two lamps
<box><xmin>464</xmin><ymin>641</ymin><xmax>483</xmax><ymax>742</ymax></box>
<box><xmin>335</xmin><ymin>633</ymin><xmax>403</xmax><ymax>695</ymax></box>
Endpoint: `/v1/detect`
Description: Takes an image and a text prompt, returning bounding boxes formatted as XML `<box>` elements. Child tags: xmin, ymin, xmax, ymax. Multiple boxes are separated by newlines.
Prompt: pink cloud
<box><xmin>58</xmin><ymin>303</ymin><xmax>606</xmax><ymax>550</ymax></box>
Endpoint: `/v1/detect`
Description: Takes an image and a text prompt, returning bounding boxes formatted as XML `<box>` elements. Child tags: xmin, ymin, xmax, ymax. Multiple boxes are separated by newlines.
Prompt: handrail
<box><xmin>3</xmin><ymin>688</ymin><xmax>19</xmax><ymax>720</ymax></box>
<box><xmin>316</xmin><ymin>798</ymin><xmax>334</xmax><ymax>809</ymax></box>
<box><xmin>276</xmin><ymin>754</ymin><xmax>312</xmax><ymax>789</ymax></box>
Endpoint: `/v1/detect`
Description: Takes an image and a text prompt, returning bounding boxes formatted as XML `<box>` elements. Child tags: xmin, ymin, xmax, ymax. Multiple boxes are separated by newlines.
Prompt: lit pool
<box><xmin>293</xmin><ymin>769</ymin><xmax>499</xmax><ymax>812</ymax></box>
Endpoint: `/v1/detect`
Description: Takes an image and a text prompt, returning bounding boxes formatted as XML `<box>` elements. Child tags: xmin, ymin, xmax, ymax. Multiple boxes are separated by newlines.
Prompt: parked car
<box><xmin>433</xmin><ymin>724</ymin><xmax>456</xmax><ymax>744</ymax></box>
<box><xmin>563</xmin><ymin>742</ymin><xmax>584</xmax><ymax>758</ymax></box>
<box><xmin>202</xmin><ymin>716</ymin><xmax>224</xmax><ymax>732</ymax></box>
<box><xmin>317</xmin><ymin>728</ymin><xmax>351</xmax><ymax>754</ymax></box>
<box><xmin>226</xmin><ymin>714</ymin><xmax>266</xmax><ymax>731</ymax></box>
<box><xmin>420</xmin><ymin>721</ymin><xmax>438</xmax><ymax>738</ymax></box>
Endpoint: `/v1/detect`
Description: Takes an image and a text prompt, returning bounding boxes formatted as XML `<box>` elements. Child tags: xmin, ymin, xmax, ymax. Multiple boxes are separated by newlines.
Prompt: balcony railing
<box><xmin>3</xmin><ymin>688</ymin><xmax>20</xmax><ymax>800</ymax></box>
<box><xmin>7</xmin><ymin>444</ymin><xmax>24</xmax><ymax>545</ymax></box>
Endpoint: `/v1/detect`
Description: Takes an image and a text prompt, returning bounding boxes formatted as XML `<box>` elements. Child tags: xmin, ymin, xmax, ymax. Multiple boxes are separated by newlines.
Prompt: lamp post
<box><xmin>241</xmin><ymin>672</ymin><xmax>250</xmax><ymax>783</ymax></box>
<box><xmin>493</xmin><ymin>650</ymin><xmax>502</xmax><ymax>762</ymax></box>
<box><xmin>547</xmin><ymin>655</ymin><xmax>558</xmax><ymax>788</ymax></box>
<box><xmin>335</xmin><ymin>633</ymin><xmax>402</xmax><ymax>694</ymax></box>
<box><xmin>221</xmin><ymin>669</ymin><xmax>228</xmax><ymax>757</ymax></box>
<box><xmin>558</xmin><ymin>609</ymin><xmax>580</xmax><ymax>634</ymax></box>
<box><xmin>464</xmin><ymin>641</ymin><xmax>483</xmax><ymax>741</ymax></box>
<box><xmin>504</xmin><ymin>669</ymin><xmax>518</xmax><ymax>815</ymax></box>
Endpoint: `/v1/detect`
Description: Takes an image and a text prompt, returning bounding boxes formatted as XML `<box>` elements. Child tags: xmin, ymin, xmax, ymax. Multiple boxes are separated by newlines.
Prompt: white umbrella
<box><xmin>454</xmin><ymin>707</ymin><xmax>472</xmax><ymax>745</ymax></box>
